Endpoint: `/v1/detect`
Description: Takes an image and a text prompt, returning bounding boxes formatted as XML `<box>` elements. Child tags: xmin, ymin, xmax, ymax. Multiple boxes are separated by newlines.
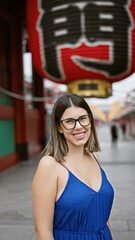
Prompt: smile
<box><xmin>73</xmin><ymin>132</ymin><xmax>85</xmax><ymax>138</ymax></box>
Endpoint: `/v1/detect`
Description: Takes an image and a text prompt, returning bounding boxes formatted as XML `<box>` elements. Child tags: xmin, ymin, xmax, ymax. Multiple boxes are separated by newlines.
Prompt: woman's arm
<box><xmin>107</xmin><ymin>220</ymin><xmax>113</xmax><ymax>240</ymax></box>
<box><xmin>32</xmin><ymin>156</ymin><xmax>58</xmax><ymax>240</ymax></box>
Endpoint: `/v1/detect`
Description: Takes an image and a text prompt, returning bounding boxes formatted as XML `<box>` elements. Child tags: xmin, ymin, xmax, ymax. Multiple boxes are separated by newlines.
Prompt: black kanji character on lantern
<box><xmin>38</xmin><ymin>0</ymin><xmax>81</xmax><ymax>79</ymax></box>
<box><xmin>73</xmin><ymin>0</ymin><xmax>132</xmax><ymax>77</ymax></box>
<box><xmin>38</xmin><ymin>0</ymin><xmax>132</xmax><ymax>79</ymax></box>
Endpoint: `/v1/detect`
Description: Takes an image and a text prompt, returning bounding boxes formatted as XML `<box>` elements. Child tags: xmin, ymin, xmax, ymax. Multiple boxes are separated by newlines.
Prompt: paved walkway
<box><xmin>97</xmin><ymin>125</ymin><xmax>135</xmax><ymax>240</ymax></box>
<box><xmin>0</xmin><ymin>124</ymin><xmax>135</xmax><ymax>240</ymax></box>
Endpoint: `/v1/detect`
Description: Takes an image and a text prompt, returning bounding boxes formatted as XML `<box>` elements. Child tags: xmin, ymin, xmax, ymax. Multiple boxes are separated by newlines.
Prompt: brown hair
<box><xmin>43</xmin><ymin>93</ymin><xmax>101</xmax><ymax>162</ymax></box>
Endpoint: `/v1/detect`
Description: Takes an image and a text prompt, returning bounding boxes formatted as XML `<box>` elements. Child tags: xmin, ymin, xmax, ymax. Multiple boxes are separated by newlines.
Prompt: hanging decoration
<box><xmin>26</xmin><ymin>0</ymin><xmax>135</xmax><ymax>97</ymax></box>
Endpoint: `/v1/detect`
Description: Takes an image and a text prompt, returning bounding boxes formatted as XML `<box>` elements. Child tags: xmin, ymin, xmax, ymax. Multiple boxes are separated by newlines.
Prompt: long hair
<box><xmin>43</xmin><ymin>93</ymin><xmax>101</xmax><ymax>162</ymax></box>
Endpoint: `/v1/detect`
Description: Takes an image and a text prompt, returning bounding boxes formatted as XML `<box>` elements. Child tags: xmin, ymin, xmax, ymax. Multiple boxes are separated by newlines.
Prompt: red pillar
<box><xmin>10</xmin><ymin>15</ymin><xmax>28</xmax><ymax>160</ymax></box>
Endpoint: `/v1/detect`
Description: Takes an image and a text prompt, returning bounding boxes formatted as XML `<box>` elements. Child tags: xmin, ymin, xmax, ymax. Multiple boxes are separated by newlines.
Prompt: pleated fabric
<box><xmin>53</xmin><ymin>154</ymin><xmax>114</xmax><ymax>240</ymax></box>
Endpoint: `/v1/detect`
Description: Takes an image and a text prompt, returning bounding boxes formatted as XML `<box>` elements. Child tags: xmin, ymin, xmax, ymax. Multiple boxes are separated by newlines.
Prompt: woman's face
<box><xmin>59</xmin><ymin>107</ymin><xmax>91</xmax><ymax>149</ymax></box>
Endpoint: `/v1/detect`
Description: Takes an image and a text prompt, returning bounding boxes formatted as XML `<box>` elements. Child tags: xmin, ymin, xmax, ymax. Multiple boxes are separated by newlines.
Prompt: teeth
<box><xmin>75</xmin><ymin>133</ymin><xmax>84</xmax><ymax>136</ymax></box>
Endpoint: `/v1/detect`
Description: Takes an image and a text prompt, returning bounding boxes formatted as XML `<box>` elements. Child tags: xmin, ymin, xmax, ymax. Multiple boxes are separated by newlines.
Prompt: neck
<box><xmin>65</xmin><ymin>145</ymin><xmax>86</xmax><ymax>164</ymax></box>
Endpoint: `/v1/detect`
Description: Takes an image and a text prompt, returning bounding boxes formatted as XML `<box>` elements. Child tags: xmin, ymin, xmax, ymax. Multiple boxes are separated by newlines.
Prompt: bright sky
<box><xmin>23</xmin><ymin>53</ymin><xmax>32</xmax><ymax>78</ymax></box>
<box><xmin>89</xmin><ymin>72</ymin><xmax>135</xmax><ymax>106</ymax></box>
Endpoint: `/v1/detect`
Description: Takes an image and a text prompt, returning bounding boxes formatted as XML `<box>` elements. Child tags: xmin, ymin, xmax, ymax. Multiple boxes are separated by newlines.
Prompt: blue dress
<box><xmin>53</xmin><ymin>154</ymin><xmax>114</xmax><ymax>240</ymax></box>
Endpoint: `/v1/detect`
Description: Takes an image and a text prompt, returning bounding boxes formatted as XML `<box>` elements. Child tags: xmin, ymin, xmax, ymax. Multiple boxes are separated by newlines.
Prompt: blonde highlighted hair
<box><xmin>43</xmin><ymin>93</ymin><xmax>101</xmax><ymax>162</ymax></box>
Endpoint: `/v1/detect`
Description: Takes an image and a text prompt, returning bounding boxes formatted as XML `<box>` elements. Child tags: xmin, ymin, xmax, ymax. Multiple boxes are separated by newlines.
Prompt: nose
<box><xmin>75</xmin><ymin>120</ymin><xmax>82</xmax><ymax>128</ymax></box>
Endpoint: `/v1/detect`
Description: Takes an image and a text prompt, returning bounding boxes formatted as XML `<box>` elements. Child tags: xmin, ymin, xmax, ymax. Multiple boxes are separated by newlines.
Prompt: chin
<box><xmin>74</xmin><ymin>139</ymin><xmax>88</xmax><ymax>147</ymax></box>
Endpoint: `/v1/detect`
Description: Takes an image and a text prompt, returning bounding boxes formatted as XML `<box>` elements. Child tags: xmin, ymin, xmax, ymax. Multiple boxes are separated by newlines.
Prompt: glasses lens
<box><xmin>62</xmin><ymin>118</ymin><xmax>75</xmax><ymax>129</ymax></box>
<box><xmin>79</xmin><ymin>115</ymin><xmax>91</xmax><ymax>126</ymax></box>
<box><xmin>61</xmin><ymin>115</ymin><xmax>91</xmax><ymax>130</ymax></box>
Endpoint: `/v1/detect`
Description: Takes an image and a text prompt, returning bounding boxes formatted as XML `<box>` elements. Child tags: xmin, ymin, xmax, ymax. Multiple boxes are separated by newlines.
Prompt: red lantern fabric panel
<box><xmin>26</xmin><ymin>0</ymin><xmax>135</xmax><ymax>84</ymax></box>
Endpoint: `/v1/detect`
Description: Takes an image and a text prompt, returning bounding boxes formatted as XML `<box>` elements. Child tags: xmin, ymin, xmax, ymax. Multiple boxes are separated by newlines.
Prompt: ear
<box><xmin>57</xmin><ymin>124</ymin><xmax>63</xmax><ymax>134</ymax></box>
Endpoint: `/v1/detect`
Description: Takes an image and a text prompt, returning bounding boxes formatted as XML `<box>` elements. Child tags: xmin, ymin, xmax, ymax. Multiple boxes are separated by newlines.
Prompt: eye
<box><xmin>65</xmin><ymin>119</ymin><xmax>74</xmax><ymax>124</ymax></box>
<box><xmin>80</xmin><ymin>116</ymin><xmax>87</xmax><ymax>121</ymax></box>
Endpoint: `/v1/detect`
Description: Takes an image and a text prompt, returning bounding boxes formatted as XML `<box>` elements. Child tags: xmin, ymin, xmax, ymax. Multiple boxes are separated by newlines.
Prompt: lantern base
<box><xmin>67</xmin><ymin>79</ymin><xmax>112</xmax><ymax>98</ymax></box>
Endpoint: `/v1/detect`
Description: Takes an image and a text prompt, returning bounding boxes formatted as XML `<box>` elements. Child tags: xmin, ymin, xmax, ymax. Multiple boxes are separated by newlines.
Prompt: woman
<box><xmin>32</xmin><ymin>93</ymin><xmax>114</xmax><ymax>240</ymax></box>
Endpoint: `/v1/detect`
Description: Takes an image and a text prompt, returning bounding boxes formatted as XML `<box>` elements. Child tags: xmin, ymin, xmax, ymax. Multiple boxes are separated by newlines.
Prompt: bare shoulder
<box><xmin>37</xmin><ymin>155</ymin><xmax>59</xmax><ymax>171</ymax></box>
<box><xmin>33</xmin><ymin>155</ymin><xmax>60</xmax><ymax>185</ymax></box>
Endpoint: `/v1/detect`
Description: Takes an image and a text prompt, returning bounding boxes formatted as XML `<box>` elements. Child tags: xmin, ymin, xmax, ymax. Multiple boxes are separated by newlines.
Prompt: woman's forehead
<box><xmin>61</xmin><ymin>107</ymin><xmax>88</xmax><ymax>119</ymax></box>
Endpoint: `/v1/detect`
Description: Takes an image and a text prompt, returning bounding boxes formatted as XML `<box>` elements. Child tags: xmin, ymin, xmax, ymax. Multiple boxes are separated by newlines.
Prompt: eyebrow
<box><xmin>61</xmin><ymin>115</ymin><xmax>88</xmax><ymax>121</ymax></box>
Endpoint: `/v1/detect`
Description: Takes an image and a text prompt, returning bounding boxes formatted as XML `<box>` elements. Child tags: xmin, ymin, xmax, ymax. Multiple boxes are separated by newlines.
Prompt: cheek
<box><xmin>64</xmin><ymin>130</ymin><xmax>72</xmax><ymax>137</ymax></box>
<box><xmin>60</xmin><ymin>127</ymin><xmax>71</xmax><ymax>137</ymax></box>
<box><xmin>86</xmin><ymin>126</ymin><xmax>91</xmax><ymax>137</ymax></box>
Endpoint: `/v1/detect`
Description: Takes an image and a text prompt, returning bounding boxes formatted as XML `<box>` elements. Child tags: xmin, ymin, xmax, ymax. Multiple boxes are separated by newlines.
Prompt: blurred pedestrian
<box><xmin>121</xmin><ymin>123</ymin><xmax>126</xmax><ymax>140</ymax></box>
<box><xmin>111</xmin><ymin>123</ymin><xmax>118</xmax><ymax>144</ymax></box>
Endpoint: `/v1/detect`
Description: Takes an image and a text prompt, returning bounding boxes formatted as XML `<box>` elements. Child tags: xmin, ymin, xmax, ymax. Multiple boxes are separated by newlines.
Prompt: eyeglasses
<box><xmin>60</xmin><ymin>114</ymin><xmax>91</xmax><ymax>130</ymax></box>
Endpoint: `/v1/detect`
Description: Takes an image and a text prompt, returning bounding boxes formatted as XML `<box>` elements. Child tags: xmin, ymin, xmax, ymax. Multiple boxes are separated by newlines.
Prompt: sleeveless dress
<box><xmin>53</xmin><ymin>154</ymin><xmax>114</xmax><ymax>240</ymax></box>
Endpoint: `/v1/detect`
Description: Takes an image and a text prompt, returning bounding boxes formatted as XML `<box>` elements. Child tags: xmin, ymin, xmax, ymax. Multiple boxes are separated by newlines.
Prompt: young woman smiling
<box><xmin>32</xmin><ymin>93</ymin><xmax>114</xmax><ymax>240</ymax></box>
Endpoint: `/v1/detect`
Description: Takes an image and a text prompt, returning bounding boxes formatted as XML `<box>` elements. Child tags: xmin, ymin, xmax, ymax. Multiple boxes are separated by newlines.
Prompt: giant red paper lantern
<box><xmin>26</xmin><ymin>0</ymin><xmax>135</xmax><ymax>98</ymax></box>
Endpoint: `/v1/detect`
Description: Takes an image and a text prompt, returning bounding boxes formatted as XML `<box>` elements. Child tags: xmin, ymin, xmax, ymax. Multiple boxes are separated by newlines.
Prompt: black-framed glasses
<box><xmin>60</xmin><ymin>114</ymin><xmax>91</xmax><ymax>130</ymax></box>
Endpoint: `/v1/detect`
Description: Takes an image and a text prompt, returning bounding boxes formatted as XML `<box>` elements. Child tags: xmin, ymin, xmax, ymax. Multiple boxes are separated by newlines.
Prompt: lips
<box><xmin>73</xmin><ymin>132</ymin><xmax>85</xmax><ymax>139</ymax></box>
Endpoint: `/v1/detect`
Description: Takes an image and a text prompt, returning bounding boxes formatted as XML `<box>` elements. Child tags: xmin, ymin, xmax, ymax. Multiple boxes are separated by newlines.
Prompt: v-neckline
<box><xmin>68</xmin><ymin>167</ymin><xmax>103</xmax><ymax>194</ymax></box>
<box><xmin>59</xmin><ymin>153</ymin><xmax>103</xmax><ymax>194</ymax></box>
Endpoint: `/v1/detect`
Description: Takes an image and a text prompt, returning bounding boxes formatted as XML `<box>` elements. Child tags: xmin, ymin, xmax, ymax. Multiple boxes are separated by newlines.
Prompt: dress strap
<box><xmin>92</xmin><ymin>153</ymin><xmax>101</xmax><ymax>167</ymax></box>
<box><xmin>59</xmin><ymin>162</ymin><xmax>70</xmax><ymax>172</ymax></box>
